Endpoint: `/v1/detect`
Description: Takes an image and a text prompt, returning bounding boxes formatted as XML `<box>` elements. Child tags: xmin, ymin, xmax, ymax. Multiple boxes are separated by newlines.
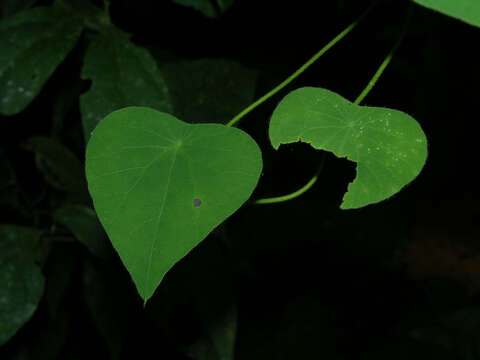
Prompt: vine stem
<box><xmin>226</xmin><ymin>2</ymin><xmax>377</xmax><ymax>128</ymax></box>
<box><xmin>253</xmin><ymin>3</ymin><xmax>413</xmax><ymax>206</ymax></box>
<box><xmin>254</xmin><ymin>154</ymin><xmax>326</xmax><ymax>205</ymax></box>
<box><xmin>103</xmin><ymin>0</ymin><xmax>112</xmax><ymax>23</ymax></box>
<box><xmin>353</xmin><ymin>5</ymin><xmax>412</xmax><ymax>105</ymax></box>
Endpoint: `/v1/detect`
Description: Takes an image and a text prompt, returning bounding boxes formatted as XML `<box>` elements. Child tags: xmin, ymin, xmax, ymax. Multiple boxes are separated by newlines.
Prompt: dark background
<box><xmin>1</xmin><ymin>0</ymin><xmax>480</xmax><ymax>359</ymax></box>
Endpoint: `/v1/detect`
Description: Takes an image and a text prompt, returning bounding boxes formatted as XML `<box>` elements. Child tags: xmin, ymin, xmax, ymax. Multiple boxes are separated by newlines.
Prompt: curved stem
<box><xmin>254</xmin><ymin>3</ymin><xmax>413</xmax><ymax>206</ymax></box>
<box><xmin>226</xmin><ymin>2</ymin><xmax>377</xmax><ymax>128</ymax></box>
<box><xmin>253</xmin><ymin>153</ymin><xmax>326</xmax><ymax>205</ymax></box>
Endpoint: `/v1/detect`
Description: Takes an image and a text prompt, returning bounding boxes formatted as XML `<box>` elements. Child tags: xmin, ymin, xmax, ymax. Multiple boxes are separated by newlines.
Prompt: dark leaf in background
<box><xmin>185</xmin><ymin>304</ymin><xmax>237</xmax><ymax>360</ymax></box>
<box><xmin>171</xmin><ymin>0</ymin><xmax>233</xmax><ymax>17</ymax></box>
<box><xmin>273</xmin><ymin>299</ymin><xmax>343</xmax><ymax>360</ymax></box>
<box><xmin>410</xmin><ymin>308</ymin><xmax>480</xmax><ymax>359</ymax></box>
<box><xmin>22</xmin><ymin>136</ymin><xmax>87</xmax><ymax>194</ymax></box>
<box><xmin>0</xmin><ymin>149</ymin><xmax>29</xmax><ymax>217</ymax></box>
<box><xmin>0</xmin><ymin>0</ymin><xmax>36</xmax><ymax>19</ymax></box>
<box><xmin>147</xmin><ymin>238</ymin><xmax>237</xmax><ymax>359</ymax></box>
<box><xmin>23</xmin><ymin>302</ymin><xmax>71</xmax><ymax>360</ymax></box>
<box><xmin>6</xmin><ymin>248</ymin><xmax>77</xmax><ymax>360</ymax></box>
<box><xmin>43</xmin><ymin>244</ymin><xmax>77</xmax><ymax>319</ymax></box>
<box><xmin>50</xmin><ymin>69</ymin><xmax>86</xmax><ymax>140</ymax></box>
<box><xmin>65</xmin><ymin>0</ymin><xmax>107</xmax><ymax>31</ymax></box>
<box><xmin>216</xmin><ymin>0</ymin><xmax>234</xmax><ymax>12</ymax></box>
<box><xmin>0</xmin><ymin>149</ymin><xmax>16</xmax><ymax>205</ymax></box>
<box><xmin>54</xmin><ymin>204</ymin><xmax>109</xmax><ymax>258</ymax></box>
<box><xmin>80</xmin><ymin>26</ymin><xmax>173</xmax><ymax>141</ymax></box>
<box><xmin>163</xmin><ymin>58</ymin><xmax>257</xmax><ymax>124</ymax></box>
<box><xmin>0</xmin><ymin>149</ymin><xmax>15</xmax><ymax>188</ymax></box>
<box><xmin>0</xmin><ymin>225</ymin><xmax>46</xmax><ymax>346</ymax></box>
<box><xmin>235</xmin><ymin>296</ymin><xmax>344</xmax><ymax>360</ymax></box>
<box><xmin>82</xmin><ymin>257</ymin><xmax>139</xmax><ymax>360</ymax></box>
<box><xmin>0</xmin><ymin>3</ymin><xmax>83</xmax><ymax>115</ymax></box>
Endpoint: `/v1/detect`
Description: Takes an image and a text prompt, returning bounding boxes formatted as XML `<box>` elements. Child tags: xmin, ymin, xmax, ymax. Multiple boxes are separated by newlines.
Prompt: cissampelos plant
<box><xmin>84</xmin><ymin>1</ymin><xmax>431</xmax><ymax>303</ymax></box>
<box><xmin>0</xmin><ymin>1</ymin><xmax>479</xmax><ymax>343</ymax></box>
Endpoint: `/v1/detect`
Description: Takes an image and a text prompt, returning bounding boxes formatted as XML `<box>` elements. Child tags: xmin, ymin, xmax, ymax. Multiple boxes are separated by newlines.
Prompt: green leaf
<box><xmin>0</xmin><ymin>3</ymin><xmax>83</xmax><ymax>115</ymax></box>
<box><xmin>23</xmin><ymin>136</ymin><xmax>87</xmax><ymax>194</ymax></box>
<box><xmin>0</xmin><ymin>225</ymin><xmax>45</xmax><ymax>346</ymax></box>
<box><xmin>171</xmin><ymin>0</ymin><xmax>233</xmax><ymax>17</ymax></box>
<box><xmin>80</xmin><ymin>27</ymin><xmax>172</xmax><ymax>141</ymax></box>
<box><xmin>85</xmin><ymin>107</ymin><xmax>262</xmax><ymax>301</ymax></box>
<box><xmin>162</xmin><ymin>58</ymin><xmax>258</xmax><ymax>124</ymax></box>
<box><xmin>53</xmin><ymin>205</ymin><xmax>109</xmax><ymax>257</ymax></box>
<box><xmin>269</xmin><ymin>87</ymin><xmax>428</xmax><ymax>209</ymax></box>
<box><xmin>414</xmin><ymin>0</ymin><xmax>480</xmax><ymax>28</ymax></box>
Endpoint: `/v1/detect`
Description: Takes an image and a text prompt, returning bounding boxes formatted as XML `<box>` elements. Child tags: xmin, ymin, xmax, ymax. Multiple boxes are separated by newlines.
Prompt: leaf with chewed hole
<box><xmin>269</xmin><ymin>87</ymin><xmax>428</xmax><ymax>209</ymax></box>
<box><xmin>85</xmin><ymin>107</ymin><xmax>262</xmax><ymax>302</ymax></box>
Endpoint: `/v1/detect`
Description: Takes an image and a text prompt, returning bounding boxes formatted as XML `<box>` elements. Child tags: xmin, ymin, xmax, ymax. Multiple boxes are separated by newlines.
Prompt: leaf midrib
<box><xmin>144</xmin><ymin>149</ymin><xmax>178</xmax><ymax>298</ymax></box>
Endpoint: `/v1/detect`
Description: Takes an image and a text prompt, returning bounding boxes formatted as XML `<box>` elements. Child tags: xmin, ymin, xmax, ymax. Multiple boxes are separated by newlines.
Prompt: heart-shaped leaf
<box><xmin>269</xmin><ymin>87</ymin><xmax>428</xmax><ymax>209</ymax></box>
<box><xmin>85</xmin><ymin>107</ymin><xmax>262</xmax><ymax>301</ymax></box>
<box><xmin>414</xmin><ymin>0</ymin><xmax>480</xmax><ymax>28</ymax></box>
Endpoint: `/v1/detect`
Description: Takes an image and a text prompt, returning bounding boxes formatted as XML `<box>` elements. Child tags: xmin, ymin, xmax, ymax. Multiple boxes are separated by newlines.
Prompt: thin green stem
<box><xmin>253</xmin><ymin>3</ymin><xmax>413</xmax><ymax>206</ymax></box>
<box><xmin>253</xmin><ymin>154</ymin><xmax>326</xmax><ymax>205</ymax></box>
<box><xmin>354</xmin><ymin>4</ymin><xmax>412</xmax><ymax>105</ymax></box>
<box><xmin>226</xmin><ymin>3</ymin><xmax>377</xmax><ymax>128</ymax></box>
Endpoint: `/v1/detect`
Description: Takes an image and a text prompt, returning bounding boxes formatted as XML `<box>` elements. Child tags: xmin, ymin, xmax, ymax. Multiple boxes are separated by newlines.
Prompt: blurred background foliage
<box><xmin>1</xmin><ymin>0</ymin><xmax>480</xmax><ymax>359</ymax></box>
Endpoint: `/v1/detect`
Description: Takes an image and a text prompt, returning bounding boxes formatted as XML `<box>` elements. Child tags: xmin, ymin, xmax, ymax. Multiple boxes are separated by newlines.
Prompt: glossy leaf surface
<box><xmin>85</xmin><ymin>107</ymin><xmax>262</xmax><ymax>301</ymax></box>
<box><xmin>414</xmin><ymin>0</ymin><xmax>480</xmax><ymax>28</ymax></box>
<box><xmin>0</xmin><ymin>3</ymin><xmax>83</xmax><ymax>115</ymax></box>
<box><xmin>80</xmin><ymin>27</ymin><xmax>172</xmax><ymax>141</ymax></box>
<box><xmin>269</xmin><ymin>87</ymin><xmax>428</xmax><ymax>209</ymax></box>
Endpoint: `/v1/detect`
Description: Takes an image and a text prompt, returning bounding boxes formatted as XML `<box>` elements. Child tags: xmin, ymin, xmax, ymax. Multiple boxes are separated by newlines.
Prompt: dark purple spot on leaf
<box><xmin>193</xmin><ymin>198</ymin><xmax>202</xmax><ymax>207</ymax></box>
